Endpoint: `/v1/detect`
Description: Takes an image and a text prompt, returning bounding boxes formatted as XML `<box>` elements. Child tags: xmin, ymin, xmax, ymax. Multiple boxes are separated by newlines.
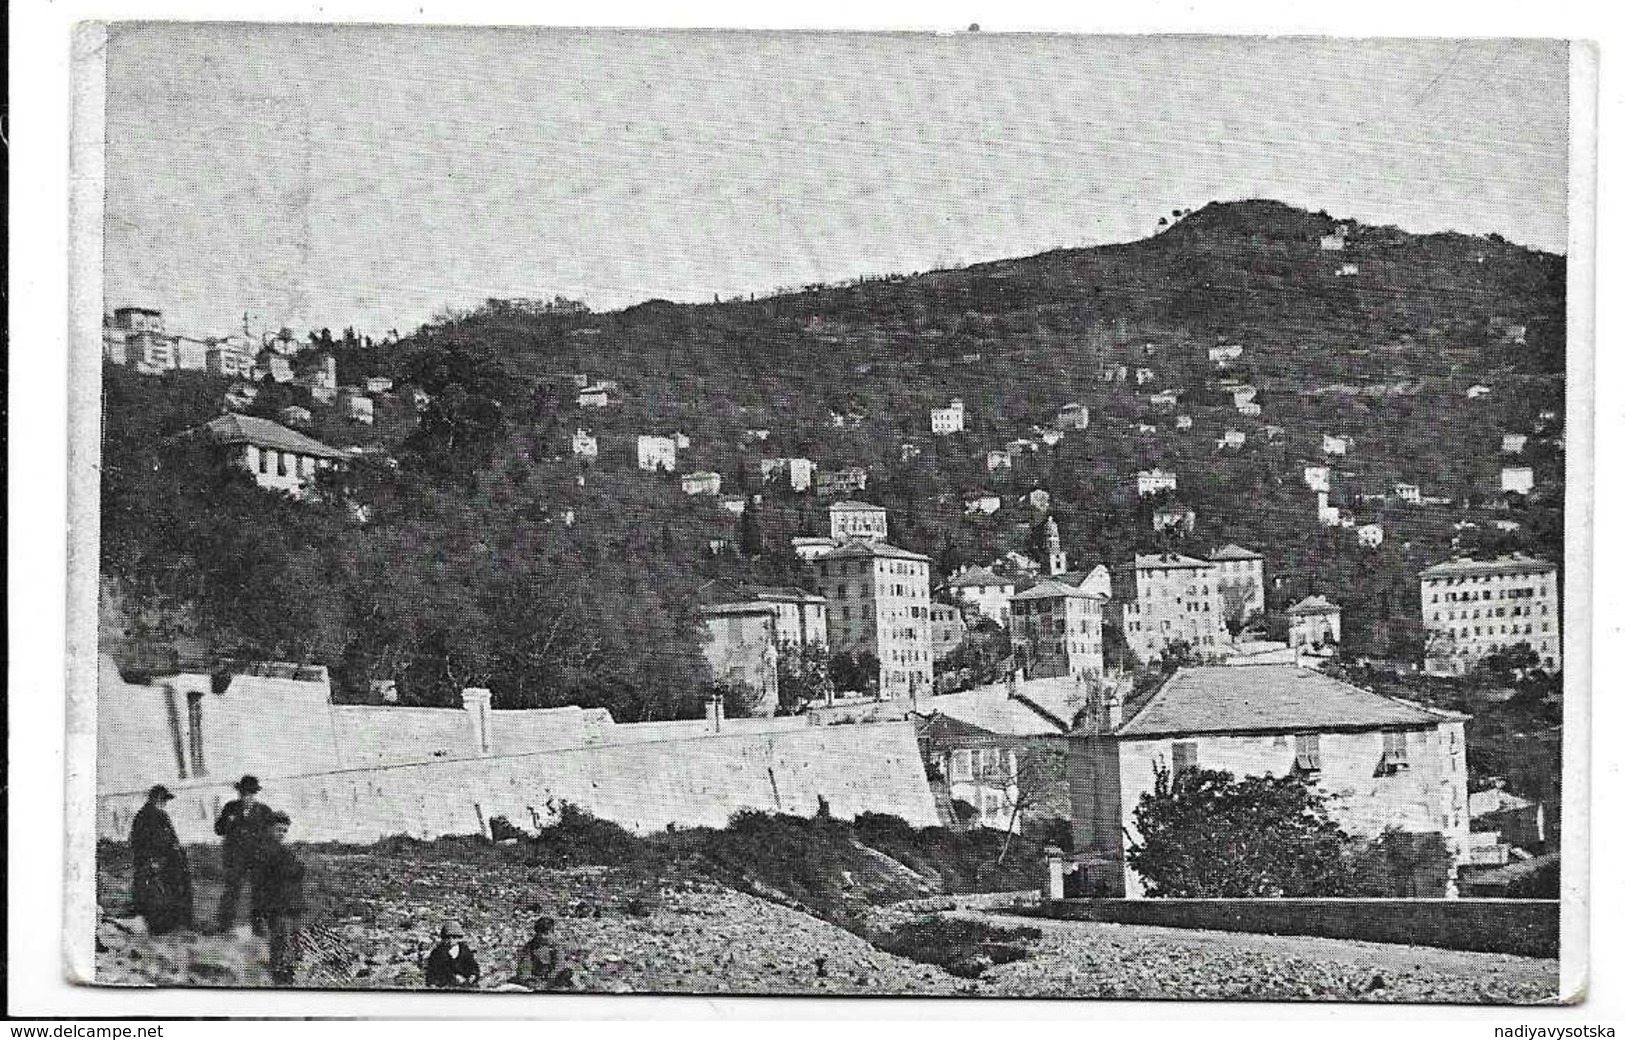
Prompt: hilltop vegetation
<box><xmin>100</xmin><ymin>200</ymin><xmax>1565</xmax><ymax>712</ymax></box>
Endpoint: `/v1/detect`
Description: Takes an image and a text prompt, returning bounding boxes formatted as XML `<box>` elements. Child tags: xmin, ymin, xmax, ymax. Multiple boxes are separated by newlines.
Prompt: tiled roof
<box><xmin>1286</xmin><ymin>595</ymin><xmax>1340</xmax><ymax>615</ymax></box>
<box><xmin>925</xmin><ymin>680</ymin><xmax>1077</xmax><ymax>737</ymax></box>
<box><xmin>700</xmin><ymin>601</ymin><xmax>777</xmax><ymax>617</ymax></box>
<box><xmin>820</xmin><ymin>541</ymin><xmax>931</xmax><ymax>563</ymax></box>
<box><xmin>947</xmin><ymin>566</ymin><xmax>1011</xmax><ymax>588</ymax></box>
<box><xmin>1113</xmin><ymin>666</ymin><xmax>1464</xmax><ymax>738</ymax></box>
<box><xmin>828</xmin><ymin>500</ymin><xmax>884</xmax><ymax>511</ymax></box>
<box><xmin>187</xmin><ymin>414</ymin><xmax>348</xmax><ymax>460</ymax></box>
<box><xmin>1211</xmin><ymin>544</ymin><xmax>1263</xmax><ymax>561</ymax></box>
<box><xmin>1133</xmin><ymin>552</ymin><xmax>1211</xmax><ymax>570</ymax></box>
<box><xmin>1419</xmin><ymin>555</ymin><xmax>1556</xmax><ymax>579</ymax></box>
<box><xmin>746</xmin><ymin>585</ymin><xmax>828</xmax><ymax>605</ymax></box>
<box><xmin>1013</xmin><ymin>579</ymin><xmax>1104</xmax><ymax>601</ymax></box>
<box><xmin>1468</xmin><ymin>787</ymin><xmax>1539</xmax><ymax>817</ymax></box>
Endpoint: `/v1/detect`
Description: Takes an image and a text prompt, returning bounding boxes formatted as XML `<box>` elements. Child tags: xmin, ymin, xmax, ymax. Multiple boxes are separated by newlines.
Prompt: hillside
<box><xmin>100</xmin><ymin>199</ymin><xmax>1566</xmax><ymax>711</ymax></box>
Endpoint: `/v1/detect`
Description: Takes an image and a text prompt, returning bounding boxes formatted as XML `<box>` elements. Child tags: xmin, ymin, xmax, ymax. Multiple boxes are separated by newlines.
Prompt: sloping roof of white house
<box><xmin>828</xmin><ymin>500</ymin><xmax>885</xmax><ymax>511</ymax></box>
<box><xmin>1013</xmin><ymin>579</ymin><xmax>1104</xmax><ymax>602</ymax></box>
<box><xmin>1211</xmin><ymin>544</ymin><xmax>1263</xmax><ymax>561</ymax></box>
<box><xmin>1286</xmin><ymin>595</ymin><xmax>1340</xmax><ymax>615</ymax></box>
<box><xmin>926</xmin><ymin>677</ymin><xmax>1084</xmax><ymax>736</ymax></box>
<box><xmin>1114</xmin><ymin>666</ymin><xmax>1464</xmax><ymax>738</ymax></box>
<box><xmin>187</xmin><ymin>414</ymin><xmax>348</xmax><ymax>460</ymax></box>
<box><xmin>947</xmin><ymin>565</ymin><xmax>1012</xmax><ymax>588</ymax></box>
<box><xmin>1133</xmin><ymin>552</ymin><xmax>1211</xmax><ymax>571</ymax></box>
<box><xmin>1419</xmin><ymin>554</ymin><xmax>1556</xmax><ymax>579</ymax></box>
<box><xmin>821</xmin><ymin>540</ymin><xmax>931</xmax><ymax>563</ymax></box>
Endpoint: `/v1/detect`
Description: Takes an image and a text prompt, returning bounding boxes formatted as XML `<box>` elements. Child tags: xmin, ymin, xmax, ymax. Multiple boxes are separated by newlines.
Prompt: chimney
<box><xmin>1006</xmin><ymin>663</ymin><xmax>1025</xmax><ymax>699</ymax></box>
<box><xmin>461</xmin><ymin>687</ymin><xmax>493</xmax><ymax>755</ymax></box>
<box><xmin>707</xmin><ymin>689</ymin><xmax>726</xmax><ymax>733</ymax></box>
<box><xmin>1105</xmin><ymin>687</ymin><xmax>1123</xmax><ymax>732</ymax></box>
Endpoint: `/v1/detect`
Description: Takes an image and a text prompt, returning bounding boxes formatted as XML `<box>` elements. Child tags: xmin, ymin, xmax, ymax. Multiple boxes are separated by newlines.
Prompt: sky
<box><xmin>102</xmin><ymin>27</ymin><xmax>1571</xmax><ymax>339</ymax></box>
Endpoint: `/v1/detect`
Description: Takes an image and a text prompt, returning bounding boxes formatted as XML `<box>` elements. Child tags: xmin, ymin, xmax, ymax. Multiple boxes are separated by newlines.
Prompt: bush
<box><xmin>869</xmin><ymin>914</ymin><xmax>1041</xmax><ymax>978</ymax></box>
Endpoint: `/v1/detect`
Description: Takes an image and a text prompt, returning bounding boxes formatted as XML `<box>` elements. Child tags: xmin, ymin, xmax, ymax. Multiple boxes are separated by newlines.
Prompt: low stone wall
<box><xmin>1012</xmin><ymin>898</ymin><xmax>1559</xmax><ymax>959</ymax></box>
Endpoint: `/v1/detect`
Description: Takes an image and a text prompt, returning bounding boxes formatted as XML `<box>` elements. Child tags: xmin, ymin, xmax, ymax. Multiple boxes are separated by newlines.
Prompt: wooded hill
<box><xmin>100</xmin><ymin>199</ymin><xmax>1566</xmax><ymax>711</ymax></box>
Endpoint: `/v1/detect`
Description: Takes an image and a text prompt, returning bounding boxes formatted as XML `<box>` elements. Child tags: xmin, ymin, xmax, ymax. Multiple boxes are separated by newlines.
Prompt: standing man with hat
<box><xmin>214</xmin><ymin>774</ymin><xmax>274</xmax><ymax>933</ymax></box>
<box><xmin>129</xmin><ymin>784</ymin><xmax>193</xmax><ymax>935</ymax></box>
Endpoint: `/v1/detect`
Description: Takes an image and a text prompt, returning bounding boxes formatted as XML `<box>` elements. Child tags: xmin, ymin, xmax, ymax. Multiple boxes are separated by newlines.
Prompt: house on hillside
<box><xmin>1211</xmin><ymin>544</ymin><xmax>1265</xmax><ymax>621</ymax></box>
<box><xmin>719</xmin><ymin>495</ymin><xmax>748</xmax><ymax>517</ymax></box>
<box><xmin>1113</xmin><ymin>554</ymin><xmax>1228</xmax><ymax>664</ymax></box>
<box><xmin>791</xmin><ymin>536</ymin><xmax>838</xmax><ymax>561</ymax></box>
<box><xmin>1236</xmin><ymin>401</ymin><xmax>1262</xmax><ymax>417</ymax></box>
<box><xmin>828</xmin><ymin>500</ymin><xmax>888</xmax><ymax>543</ymax></box>
<box><xmin>365</xmin><ymin>376</ymin><xmax>394</xmax><ymax>395</ymax></box>
<box><xmin>1319</xmin><ymin>230</ymin><xmax>1346</xmax><ymax>251</ymax></box>
<box><xmin>914</xmin><ymin>703</ymin><xmax>1067</xmax><ymax>834</ymax></box>
<box><xmin>1136</xmin><ymin>422</ymin><xmax>1158</xmax><ymax>436</ymax></box>
<box><xmin>1467</xmin><ymin>384</ymin><xmax>1492</xmax><ymax>400</ymax></box>
<box><xmin>986</xmin><ymin>449</ymin><xmax>1013</xmax><ymax>473</ymax></box>
<box><xmin>1152</xmin><ymin>504</ymin><xmax>1196</xmax><ymax>535</ymax></box>
<box><xmin>931</xmin><ymin>397</ymin><xmax>966</xmax><ymax>435</ymax></box>
<box><xmin>745</xmin><ymin>586</ymin><xmax>829</xmax><ymax>650</ymax></box>
<box><xmin>1209</xmin><ymin>343</ymin><xmax>1244</xmax><ymax>366</ymax></box>
<box><xmin>699</xmin><ymin>603</ymin><xmax>779</xmax><ymax>717</ymax></box>
<box><xmin>1025</xmin><ymin>489</ymin><xmax>1052</xmax><ymax>512</ymax></box>
<box><xmin>277</xmin><ymin>405</ymin><xmax>312</xmax><ymax>428</ymax></box>
<box><xmin>1262</xmin><ymin>424</ymin><xmax>1285</xmax><ymax>441</ymax></box>
<box><xmin>1232</xmin><ymin>385</ymin><xmax>1259</xmax><ymax>407</ymax></box>
<box><xmin>1217</xmin><ymin>429</ymin><xmax>1246</xmax><ymax>450</ymax></box>
<box><xmin>1011</xmin><ymin>580</ymin><xmax>1107</xmax><ymax>679</ymax></box>
<box><xmin>682</xmin><ymin>471</ymin><xmax>723</xmax><ymax>496</ymax></box>
<box><xmin>571</xmin><ymin>428</ymin><xmax>598</xmax><ymax>459</ymax></box>
<box><xmin>1099</xmin><ymin>363</ymin><xmax>1129</xmax><ymax>383</ymax></box>
<box><xmin>222</xmin><ymin>382</ymin><xmax>260</xmax><ymax>412</ymax></box>
<box><xmin>1068</xmin><ymin>668</ymin><xmax>1471</xmax><ymax>897</ymax></box>
<box><xmin>294</xmin><ymin>354</ymin><xmax>338</xmax><ymax>402</ymax></box>
<box><xmin>1336</xmin><ymin>263</ymin><xmax>1360</xmax><ymax>277</ymax></box>
<box><xmin>811</xmin><ymin>540</ymin><xmax>933</xmax><ymax>700</ymax></box>
<box><xmin>1056</xmin><ymin>403</ymin><xmax>1091</xmax><ymax>431</ymax></box>
<box><xmin>1322</xmin><ymin>434</ymin><xmax>1350</xmax><ymax>457</ymax></box>
<box><xmin>1036</xmin><ymin>427</ymin><xmax>1065</xmax><ymax>448</ymax></box>
<box><xmin>1175</xmin><ymin>414</ymin><xmax>1193</xmax><ymax>430</ymax></box>
<box><xmin>1136</xmin><ymin>469</ymin><xmax>1178</xmax><ymax>497</ymax></box>
<box><xmin>761</xmin><ymin>457</ymin><xmax>816</xmax><ymax>491</ymax></box>
<box><xmin>175</xmin><ymin>414</ymin><xmax>347</xmax><ymax>500</ymax></box>
<box><xmin>964</xmin><ymin>493</ymin><xmax>1002</xmax><ymax>516</ymax></box>
<box><xmin>947</xmin><ymin>566</ymin><xmax>1016</xmax><ymax>627</ymax></box>
<box><xmin>345</xmin><ymin>392</ymin><xmax>375</xmax><ymax>425</ymax></box>
<box><xmin>815</xmin><ymin>466</ymin><xmax>870</xmax><ymax>497</ymax></box>
<box><xmin>1420</xmin><ymin>554</ymin><xmax>1560</xmax><ymax>675</ymax></box>
<box><xmin>743</xmin><ymin>427</ymin><xmax>770</xmax><ymax>442</ymax></box>
<box><xmin>1394</xmin><ymin>482</ymin><xmax>1422</xmax><ymax>504</ymax></box>
<box><xmin>1135</xmin><ymin>367</ymin><xmax>1156</xmax><ymax>385</ymax></box>
<box><xmin>1304</xmin><ymin>465</ymin><xmax>1331</xmax><ymax>493</ymax></box>
<box><xmin>1149</xmin><ymin>390</ymin><xmax>1180</xmax><ymax>410</ymax></box>
<box><xmin>1502</xmin><ymin>433</ymin><xmax>1528</xmax><ymax>455</ymax></box>
<box><xmin>1287</xmin><ymin>596</ymin><xmax>1341</xmax><ymax>649</ymax></box>
<box><xmin>1358</xmin><ymin>522</ymin><xmax>1385</xmax><ymax>548</ymax></box>
<box><xmin>1316</xmin><ymin>492</ymin><xmax>1341</xmax><ymax>527</ymax></box>
<box><xmin>637</xmin><ymin>435</ymin><xmax>677</xmax><ymax>473</ymax></box>
<box><xmin>1006</xmin><ymin>438</ymin><xmax>1038</xmax><ymax>456</ymax></box>
<box><xmin>205</xmin><ymin>339</ymin><xmax>255</xmax><ymax>379</ymax></box>
<box><xmin>577</xmin><ymin>383</ymin><xmax>615</xmax><ymax>408</ymax></box>
<box><xmin>1502</xmin><ymin>466</ymin><xmax>1535</xmax><ymax>495</ymax></box>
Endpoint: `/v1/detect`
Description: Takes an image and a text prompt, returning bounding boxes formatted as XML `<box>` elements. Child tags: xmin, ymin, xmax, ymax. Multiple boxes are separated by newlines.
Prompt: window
<box><xmin>277</xmin><ymin>452</ymin><xmax>289</xmax><ymax>477</ymax></box>
<box><xmin>1379</xmin><ymin>730</ymin><xmax>1410</xmax><ymax>774</ymax></box>
<box><xmin>950</xmin><ymin>750</ymin><xmax>971</xmax><ymax>783</ymax></box>
<box><xmin>1293</xmin><ymin>733</ymin><xmax>1321</xmax><ymax>774</ymax></box>
<box><xmin>1171</xmin><ymin>741</ymin><xmax>1198</xmax><ymax>774</ymax></box>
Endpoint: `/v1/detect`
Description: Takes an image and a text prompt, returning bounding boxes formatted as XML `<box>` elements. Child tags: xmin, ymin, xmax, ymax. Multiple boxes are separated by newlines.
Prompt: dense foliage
<box><xmin>1127</xmin><ymin>765</ymin><xmax>1354</xmax><ymax>897</ymax></box>
<box><xmin>100</xmin><ymin>200</ymin><xmax>1565</xmax><ymax>716</ymax></box>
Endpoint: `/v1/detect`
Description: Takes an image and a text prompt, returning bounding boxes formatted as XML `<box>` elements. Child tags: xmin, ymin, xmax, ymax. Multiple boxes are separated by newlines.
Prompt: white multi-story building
<box><xmin>1394</xmin><ymin>482</ymin><xmax>1422</xmax><ymax>504</ymax></box>
<box><xmin>1304</xmin><ymin>466</ymin><xmax>1331</xmax><ymax>493</ymax></box>
<box><xmin>681</xmin><ymin>471</ymin><xmax>723</xmax><ymax>496</ymax></box>
<box><xmin>1421</xmin><ymin>555</ymin><xmax>1560</xmax><ymax>675</ymax></box>
<box><xmin>931</xmin><ymin>397</ymin><xmax>966</xmax><ymax>435</ymax></box>
<box><xmin>812</xmin><ymin>541</ymin><xmax>934</xmax><ymax>700</ymax></box>
<box><xmin>1218</xmin><ymin>429</ymin><xmax>1247</xmax><ymax>450</ymax></box>
<box><xmin>1323</xmin><ymin>434</ymin><xmax>1350</xmax><ymax>457</ymax></box>
<box><xmin>1135</xmin><ymin>469</ymin><xmax>1178</xmax><ymax>497</ymax></box>
<box><xmin>947</xmin><ymin>566</ymin><xmax>1016</xmax><ymax>627</ymax></box>
<box><xmin>637</xmin><ymin>435</ymin><xmax>677</xmax><ymax>473</ymax></box>
<box><xmin>1210</xmin><ymin>544</ymin><xmax>1265</xmax><ymax>621</ymax></box>
<box><xmin>1055</xmin><ymin>403</ymin><xmax>1090</xmax><ymax>431</ymax></box>
<box><xmin>1502</xmin><ymin>467</ymin><xmax>1535</xmax><ymax>495</ymax></box>
<box><xmin>1502</xmin><ymin>433</ymin><xmax>1528</xmax><ymax>455</ymax></box>
<box><xmin>828</xmin><ymin>500</ymin><xmax>888</xmax><ymax>543</ymax></box>
<box><xmin>1209</xmin><ymin>344</ymin><xmax>1244</xmax><ymax>366</ymax></box>
<box><xmin>1114</xmin><ymin>553</ymin><xmax>1228</xmax><ymax>664</ymax></box>
<box><xmin>746</xmin><ymin>585</ymin><xmax>829</xmax><ymax>649</ymax></box>
<box><xmin>1011</xmin><ymin>580</ymin><xmax>1107</xmax><ymax>680</ymax></box>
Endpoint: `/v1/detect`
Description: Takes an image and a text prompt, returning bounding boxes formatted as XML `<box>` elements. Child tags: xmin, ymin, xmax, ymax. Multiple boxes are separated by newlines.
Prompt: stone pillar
<box><xmin>1046</xmin><ymin>845</ymin><xmax>1067</xmax><ymax>901</ymax></box>
<box><xmin>707</xmin><ymin>689</ymin><xmax>725</xmax><ymax>733</ymax></box>
<box><xmin>461</xmin><ymin>688</ymin><xmax>493</xmax><ymax>755</ymax></box>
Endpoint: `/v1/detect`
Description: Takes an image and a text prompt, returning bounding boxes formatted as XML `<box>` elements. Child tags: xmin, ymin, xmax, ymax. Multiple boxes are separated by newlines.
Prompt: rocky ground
<box><xmin>96</xmin><ymin>845</ymin><xmax>1560</xmax><ymax>1002</ymax></box>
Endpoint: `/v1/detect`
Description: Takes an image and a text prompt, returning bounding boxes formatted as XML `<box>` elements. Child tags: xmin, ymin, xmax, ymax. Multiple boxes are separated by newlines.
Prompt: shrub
<box><xmin>869</xmin><ymin>914</ymin><xmax>1041</xmax><ymax>978</ymax></box>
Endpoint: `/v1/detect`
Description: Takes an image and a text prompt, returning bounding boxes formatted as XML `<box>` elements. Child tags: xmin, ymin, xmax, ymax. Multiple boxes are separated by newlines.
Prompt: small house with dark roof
<box><xmin>1286</xmin><ymin>595</ymin><xmax>1342</xmax><ymax>649</ymax></box>
<box><xmin>177</xmin><ymin>414</ymin><xmax>347</xmax><ymax>499</ymax></box>
<box><xmin>1069</xmin><ymin>666</ymin><xmax>1471</xmax><ymax>897</ymax></box>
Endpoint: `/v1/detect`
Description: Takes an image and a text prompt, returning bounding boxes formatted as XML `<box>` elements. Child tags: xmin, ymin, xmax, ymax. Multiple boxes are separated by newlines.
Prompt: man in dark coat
<box><xmin>251</xmin><ymin>810</ymin><xmax>306</xmax><ymax>985</ymax></box>
<box><xmin>129</xmin><ymin>784</ymin><xmax>193</xmax><ymax>935</ymax></box>
<box><xmin>425</xmin><ymin>921</ymin><xmax>481</xmax><ymax>988</ymax></box>
<box><xmin>214</xmin><ymin>774</ymin><xmax>274</xmax><ymax>932</ymax></box>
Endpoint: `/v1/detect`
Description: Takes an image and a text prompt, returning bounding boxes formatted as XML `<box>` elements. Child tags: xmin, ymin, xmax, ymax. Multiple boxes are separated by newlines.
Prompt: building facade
<box><xmin>1210</xmin><ymin>544</ymin><xmax>1265</xmax><ymax>621</ymax></box>
<box><xmin>1070</xmin><ymin>667</ymin><xmax>1471</xmax><ymax>898</ymax></box>
<box><xmin>181</xmin><ymin>414</ymin><xmax>348</xmax><ymax>499</ymax></box>
<box><xmin>700</xmin><ymin>603</ymin><xmax>780</xmax><ymax>717</ymax></box>
<box><xmin>814</xmin><ymin>467</ymin><xmax>869</xmax><ymax>497</ymax></box>
<box><xmin>930</xmin><ymin>601</ymin><xmax>967</xmax><ymax>659</ymax></box>
<box><xmin>1114</xmin><ymin>553</ymin><xmax>1228</xmax><ymax>664</ymax></box>
<box><xmin>811</xmin><ymin>542</ymin><xmax>934</xmax><ymax>700</ymax></box>
<box><xmin>1055</xmin><ymin>403</ymin><xmax>1090</xmax><ymax>431</ymax></box>
<box><xmin>1011</xmin><ymin>581</ymin><xmax>1107</xmax><ymax>679</ymax></box>
<box><xmin>682</xmin><ymin>471</ymin><xmax>723</xmax><ymax>496</ymax></box>
<box><xmin>637</xmin><ymin>435</ymin><xmax>677</xmax><ymax>472</ymax></box>
<box><xmin>828</xmin><ymin>500</ymin><xmax>888</xmax><ymax>543</ymax></box>
<box><xmin>1420</xmin><ymin>555</ymin><xmax>1561</xmax><ymax>675</ymax></box>
<box><xmin>947</xmin><ymin>566</ymin><xmax>1016</xmax><ymax>627</ymax></box>
<box><xmin>931</xmin><ymin>397</ymin><xmax>966</xmax><ymax>435</ymax></box>
<box><xmin>1502</xmin><ymin>466</ymin><xmax>1535</xmax><ymax>495</ymax></box>
<box><xmin>1135</xmin><ymin>469</ymin><xmax>1178</xmax><ymax>497</ymax></box>
<box><xmin>761</xmin><ymin>457</ymin><xmax>816</xmax><ymax>491</ymax></box>
<box><xmin>1287</xmin><ymin>595</ymin><xmax>1342</xmax><ymax>649</ymax></box>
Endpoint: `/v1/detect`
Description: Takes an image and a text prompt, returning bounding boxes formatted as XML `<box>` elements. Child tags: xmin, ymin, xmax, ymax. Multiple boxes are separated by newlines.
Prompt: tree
<box><xmin>1217</xmin><ymin>580</ymin><xmax>1253</xmax><ymax>639</ymax></box>
<box><xmin>1127</xmin><ymin>765</ymin><xmax>1354</xmax><ymax>897</ymax></box>
<box><xmin>776</xmin><ymin>640</ymin><xmax>832</xmax><ymax>712</ymax></box>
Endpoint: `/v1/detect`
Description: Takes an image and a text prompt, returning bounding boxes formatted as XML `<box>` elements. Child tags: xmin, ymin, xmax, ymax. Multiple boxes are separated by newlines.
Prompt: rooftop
<box><xmin>828</xmin><ymin>500</ymin><xmax>885</xmax><ymax>512</ymax></box>
<box><xmin>1013</xmin><ymin>579</ymin><xmax>1105</xmax><ymax>602</ymax></box>
<box><xmin>1419</xmin><ymin>554</ymin><xmax>1557</xmax><ymax>579</ymax></box>
<box><xmin>925</xmin><ymin>677</ymin><xmax>1086</xmax><ymax>737</ymax></box>
<box><xmin>1211</xmin><ymin>544</ymin><xmax>1263</xmax><ymax>561</ymax></box>
<box><xmin>1114</xmin><ymin>666</ymin><xmax>1465</xmax><ymax>739</ymax></box>
<box><xmin>746</xmin><ymin>585</ymin><xmax>828</xmax><ymax>605</ymax></box>
<box><xmin>184</xmin><ymin>414</ymin><xmax>348</xmax><ymax>460</ymax></box>
<box><xmin>1286</xmin><ymin>595</ymin><xmax>1341</xmax><ymax>615</ymax></box>
<box><xmin>947</xmin><ymin>565</ymin><xmax>1012</xmax><ymax>589</ymax></box>
<box><xmin>1132</xmin><ymin>552</ymin><xmax>1211</xmax><ymax>571</ymax></box>
<box><xmin>820</xmin><ymin>541</ymin><xmax>932</xmax><ymax>563</ymax></box>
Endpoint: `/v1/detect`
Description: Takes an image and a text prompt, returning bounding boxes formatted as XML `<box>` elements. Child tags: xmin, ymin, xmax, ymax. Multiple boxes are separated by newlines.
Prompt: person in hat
<box><xmin>129</xmin><ymin>784</ymin><xmax>193</xmax><ymax>935</ymax></box>
<box><xmin>425</xmin><ymin>920</ymin><xmax>481</xmax><ymax>989</ymax></box>
<box><xmin>510</xmin><ymin>916</ymin><xmax>572</xmax><ymax>991</ymax></box>
<box><xmin>213</xmin><ymin>774</ymin><xmax>275</xmax><ymax>932</ymax></box>
<box><xmin>251</xmin><ymin>810</ymin><xmax>306</xmax><ymax>985</ymax></box>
